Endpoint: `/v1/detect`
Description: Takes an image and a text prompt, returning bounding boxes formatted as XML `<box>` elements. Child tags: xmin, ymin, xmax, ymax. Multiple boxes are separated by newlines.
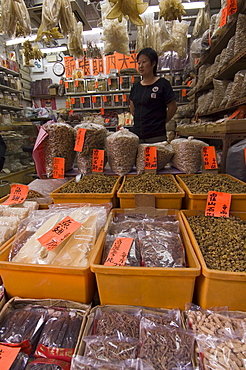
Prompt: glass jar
<box><xmin>2</xmin><ymin>110</ymin><xmax>12</xmax><ymax>125</ymax></box>
<box><xmin>0</xmin><ymin>91</ymin><xmax>4</xmax><ymax>104</ymax></box>
<box><xmin>0</xmin><ymin>72</ymin><xmax>5</xmax><ymax>86</ymax></box>
<box><xmin>3</xmin><ymin>91</ymin><xmax>11</xmax><ymax>106</ymax></box>
<box><xmin>9</xmin><ymin>76</ymin><xmax>16</xmax><ymax>90</ymax></box>
<box><xmin>174</xmin><ymin>72</ymin><xmax>182</xmax><ymax>86</ymax></box>
<box><xmin>96</xmin><ymin>77</ymin><xmax>107</xmax><ymax>92</ymax></box>
<box><xmin>11</xmin><ymin>93</ymin><xmax>19</xmax><ymax>107</ymax></box>
<box><xmin>86</xmin><ymin>77</ymin><xmax>96</xmax><ymax>92</ymax></box>
<box><xmin>75</xmin><ymin>79</ymin><xmax>85</xmax><ymax>93</ymax></box>
<box><xmin>120</xmin><ymin>76</ymin><xmax>130</xmax><ymax>90</ymax></box>
<box><xmin>67</xmin><ymin>79</ymin><xmax>74</xmax><ymax>93</ymax></box>
<box><xmin>103</xmin><ymin>95</ymin><xmax>113</xmax><ymax>108</ymax></box>
<box><xmin>14</xmin><ymin>77</ymin><xmax>21</xmax><ymax>90</ymax></box>
<box><xmin>108</xmin><ymin>76</ymin><xmax>119</xmax><ymax>91</ymax></box>
<box><xmin>3</xmin><ymin>73</ymin><xmax>8</xmax><ymax>87</ymax></box>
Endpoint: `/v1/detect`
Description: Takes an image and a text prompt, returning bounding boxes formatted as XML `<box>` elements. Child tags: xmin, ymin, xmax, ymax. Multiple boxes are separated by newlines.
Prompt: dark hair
<box><xmin>137</xmin><ymin>48</ymin><xmax>158</xmax><ymax>76</ymax></box>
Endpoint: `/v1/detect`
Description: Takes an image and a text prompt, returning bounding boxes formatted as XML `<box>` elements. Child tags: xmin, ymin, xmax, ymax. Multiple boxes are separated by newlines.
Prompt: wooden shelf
<box><xmin>0</xmin><ymin>104</ymin><xmax>23</xmax><ymax>110</ymax></box>
<box><xmin>0</xmin><ymin>84</ymin><xmax>21</xmax><ymax>93</ymax></box>
<box><xmin>0</xmin><ymin>66</ymin><xmax>19</xmax><ymax>77</ymax></box>
<box><xmin>73</xmin><ymin>106</ymin><xmax>129</xmax><ymax>111</ymax></box>
<box><xmin>66</xmin><ymin>89</ymin><xmax>131</xmax><ymax>96</ymax></box>
<box><xmin>197</xmin><ymin>97</ymin><xmax>246</xmax><ymax>117</ymax></box>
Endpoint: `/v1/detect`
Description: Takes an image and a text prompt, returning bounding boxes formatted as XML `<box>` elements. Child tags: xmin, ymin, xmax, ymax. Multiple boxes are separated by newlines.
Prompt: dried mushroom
<box><xmin>58</xmin><ymin>174</ymin><xmax>117</xmax><ymax>193</ymax></box>
<box><xmin>121</xmin><ymin>173</ymin><xmax>180</xmax><ymax>193</ymax></box>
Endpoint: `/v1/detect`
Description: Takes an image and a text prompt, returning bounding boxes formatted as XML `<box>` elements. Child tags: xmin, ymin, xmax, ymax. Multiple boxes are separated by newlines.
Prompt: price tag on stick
<box><xmin>53</xmin><ymin>157</ymin><xmax>65</xmax><ymax>179</ymax></box>
<box><xmin>104</xmin><ymin>237</ymin><xmax>134</xmax><ymax>266</ymax></box>
<box><xmin>92</xmin><ymin>149</ymin><xmax>104</xmax><ymax>173</ymax></box>
<box><xmin>202</xmin><ymin>146</ymin><xmax>218</xmax><ymax>170</ymax></box>
<box><xmin>145</xmin><ymin>146</ymin><xmax>157</xmax><ymax>172</ymax></box>
<box><xmin>205</xmin><ymin>191</ymin><xmax>231</xmax><ymax>218</ymax></box>
<box><xmin>38</xmin><ymin>216</ymin><xmax>82</xmax><ymax>251</ymax></box>
<box><xmin>74</xmin><ymin>128</ymin><xmax>86</xmax><ymax>152</ymax></box>
<box><xmin>4</xmin><ymin>184</ymin><xmax>29</xmax><ymax>205</ymax></box>
<box><xmin>0</xmin><ymin>344</ymin><xmax>20</xmax><ymax>370</ymax></box>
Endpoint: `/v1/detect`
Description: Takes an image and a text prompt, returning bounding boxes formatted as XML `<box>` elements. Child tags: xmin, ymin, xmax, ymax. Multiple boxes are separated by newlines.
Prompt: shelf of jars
<box><xmin>65</xmin><ymin>89</ymin><xmax>131</xmax><ymax>96</ymax></box>
<box><xmin>72</xmin><ymin>106</ymin><xmax>129</xmax><ymax>112</ymax></box>
<box><xmin>0</xmin><ymin>65</ymin><xmax>19</xmax><ymax>77</ymax></box>
<box><xmin>0</xmin><ymin>104</ymin><xmax>23</xmax><ymax>111</ymax></box>
<box><xmin>0</xmin><ymin>85</ymin><xmax>21</xmax><ymax>94</ymax></box>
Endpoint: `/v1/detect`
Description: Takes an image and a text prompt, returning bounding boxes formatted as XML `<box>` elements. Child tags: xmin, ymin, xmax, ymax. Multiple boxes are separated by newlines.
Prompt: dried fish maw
<box><xmin>106</xmin><ymin>0</ymin><xmax>148</xmax><ymax>26</ymax></box>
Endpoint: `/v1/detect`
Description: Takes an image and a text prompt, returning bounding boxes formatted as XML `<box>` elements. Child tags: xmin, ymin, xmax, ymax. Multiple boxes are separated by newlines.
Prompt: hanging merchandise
<box><xmin>159</xmin><ymin>0</ymin><xmax>186</xmax><ymax>22</ymax></box>
<box><xmin>101</xmin><ymin>0</ymin><xmax>130</xmax><ymax>55</ymax></box>
<box><xmin>192</xmin><ymin>4</ymin><xmax>210</xmax><ymax>38</ymax></box>
<box><xmin>160</xmin><ymin>20</ymin><xmax>190</xmax><ymax>59</ymax></box>
<box><xmin>106</xmin><ymin>0</ymin><xmax>148</xmax><ymax>26</ymax></box>
<box><xmin>1</xmin><ymin>0</ymin><xmax>31</xmax><ymax>38</ymax></box>
<box><xmin>68</xmin><ymin>16</ymin><xmax>84</xmax><ymax>59</ymax></box>
<box><xmin>86</xmin><ymin>42</ymin><xmax>102</xmax><ymax>59</ymax></box>
<box><xmin>136</xmin><ymin>13</ymin><xmax>155</xmax><ymax>53</ymax></box>
<box><xmin>59</xmin><ymin>0</ymin><xmax>76</xmax><ymax>36</ymax></box>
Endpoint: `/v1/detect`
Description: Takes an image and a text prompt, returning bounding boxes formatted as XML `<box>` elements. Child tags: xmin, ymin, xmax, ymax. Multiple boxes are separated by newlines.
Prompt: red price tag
<box><xmin>53</xmin><ymin>157</ymin><xmax>65</xmax><ymax>179</ymax></box>
<box><xmin>64</xmin><ymin>81</ymin><xmax>69</xmax><ymax>89</ymax></box>
<box><xmin>145</xmin><ymin>146</ymin><xmax>157</xmax><ymax>171</ymax></box>
<box><xmin>95</xmin><ymin>81</ymin><xmax>99</xmax><ymax>89</ymax></box>
<box><xmin>74</xmin><ymin>80</ymin><xmax>79</xmax><ymax>87</ymax></box>
<box><xmin>186</xmin><ymin>80</ymin><xmax>192</xmax><ymax>86</ymax></box>
<box><xmin>4</xmin><ymin>184</ymin><xmax>29</xmax><ymax>205</ymax></box>
<box><xmin>80</xmin><ymin>96</ymin><xmax>85</xmax><ymax>104</ymax></box>
<box><xmin>71</xmin><ymin>97</ymin><xmax>75</xmax><ymax>104</ymax></box>
<box><xmin>105</xmin><ymin>118</ymin><xmax>110</xmax><ymax>123</ymax></box>
<box><xmin>65</xmin><ymin>100</ymin><xmax>70</xmax><ymax>108</ymax></box>
<box><xmin>69</xmin><ymin>109</ymin><xmax>74</xmax><ymax>115</ymax></box>
<box><xmin>220</xmin><ymin>7</ymin><xmax>228</xmax><ymax>27</ymax></box>
<box><xmin>0</xmin><ymin>344</ymin><xmax>20</xmax><ymax>370</ymax></box>
<box><xmin>182</xmin><ymin>89</ymin><xmax>187</xmax><ymax>97</ymax></box>
<box><xmin>119</xmin><ymin>76</ymin><xmax>123</xmax><ymax>84</ymax></box>
<box><xmin>115</xmin><ymin>95</ymin><xmax>119</xmax><ymax>102</ymax></box>
<box><xmin>100</xmin><ymin>107</ymin><xmax>105</xmax><ymax>115</ymax></box>
<box><xmin>104</xmin><ymin>237</ymin><xmax>134</xmax><ymax>266</ymax></box>
<box><xmin>227</xmin><ymin>0</ymin><xmax>237</xmax><ymax>15</ymax></box>
<box><xmin>38</xmin><ymin>216</ymin><xmax>82</xmax><ymax>251</ymax></box>
<box><xmin>123</xmin><ymin>94</ymin><xmax>127</xmax><ymax>102</ymax></box>
<box><xmin>125</xmin><ymin>118</ymin><xmax>131</xmax><ymax>124</ymax></box>
<box><xmin>205</xmin><ymin>191</ymin><xmax>231</xmax><ymax>218</ymax></box>
<box><xmin>202</xmin><ymin>146</ymin><xmax>218</xmax><ymax>170</ymax></box>
<box><xmin>108</xmin><ymin>78</ymin><xmax>111</xmax><ymax>86</ymax></box>
<box><xmin>131</xmin><ymin>76</ymin><xmax>135</xmax><ymax>83</ymax></box>
<box><xmin>91</xmin><ymin>96</ymin><xmax>96</xmax><ymax>103</ymax></box>
<box><xmin>59</xmin><ymin>79</ymin><xmax>63</xmax><ymax>85</ymax></box>
<box><xmin>74</xmin><ymin>128</ymin><xmax>86</xmax><ymax>152</ymax></box>
<box><xmin>103</xmin><ymin>95</ymin><xmax>107</xmax><ymax>102</ymax></box>
<box><xmin>228</xmin><ymin>110</ymin><xmax>240</xmax><ymax>119</ymax></box>
<box><xmin>92</xmin><ymin>149</ymin><xmax>104</xmax><ymax>173</ymax></box>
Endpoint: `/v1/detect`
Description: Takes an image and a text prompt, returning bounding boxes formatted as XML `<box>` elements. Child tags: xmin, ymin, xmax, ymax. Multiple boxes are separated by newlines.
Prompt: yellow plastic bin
<box><xmin>50</xmin><ymin>175</ymin><xmax>121</xmax><ymax>208</ymax></box>
<box><xmin>117</xmin><ymin>174</ymin><xmax>185</xmax><ymax>209</ymax></box>
<box><xmin>0</xmin><ymin>230</ymin><xmax>106</xmax><ymax>304</ymax></box>
<box><xmin>90</xmin><ymin>209</ymin><xmax>201</xmax><ymax>310</ymax></box>
<box><xmin>176</xmin><ymin>174</ymin><xmax>246</xmax><ymax>211</ymax></box>
<box><xmin>181</xmin><ymin>210</ymin><xmax>246</xmax><ymax>311</ymax></box>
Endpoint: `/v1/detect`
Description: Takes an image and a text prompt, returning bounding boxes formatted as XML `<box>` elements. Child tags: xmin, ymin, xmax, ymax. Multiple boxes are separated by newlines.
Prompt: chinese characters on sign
<box><xmin>4</xmin><ymin>184</ymin><xmax>29</xmax><ymax>205</ymax></box>
<box><xmin>205</xmin><ymin>191</ymin><xmax>232</xmax><ymax>218</ymax></box>
<box><xmin>92</xmin><ymin>149</ymin><xmax>104</xmax><ymax>173</ymax></box>
<box><xmin>64</xmin><ymin>56</ymin><xmax>76</xmax><ymax>78</ymax></box>
<box><xmin>227</xmin><ymin>0</ymin><xmax>237</xmax><ymax>15</ymax></box>
<box><xmin>202</xmin><ymin>146</ymin><xmax>218</xmax><ymax>170</ymax></box>
<box><xmin>74</xmin><ymin>128</ymin><xmax>86</xmax><ymax>152</ymax></box>
<box><xmin>38</xmin><ymin>216</ymin><xmax>82</xmax><ymax>251</ymax></box>
<box><xmin>145</xmin><ymin>146</ymin><xmax>157</xmax><ymax>172</ymax></box>
<box><xmin>53</xmin><ymin>157</ymin><xmax>65</xmax><ymax>179</ymax></box>
<box><xmin>0</xmin><ymin>344</ymin><xmax>20</xmax><ymax>370</ymax></box>
<box><xmin>104</xmin><ymin>237</ymin><xmax>134</xmax><ymax>266</ymax></box>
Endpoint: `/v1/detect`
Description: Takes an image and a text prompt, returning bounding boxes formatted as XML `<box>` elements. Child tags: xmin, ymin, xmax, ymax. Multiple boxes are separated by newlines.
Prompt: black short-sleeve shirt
<box><xmin>129</xmin><ymin>78</ymin><xmax>176</xmax><ymax>139</ymax></box>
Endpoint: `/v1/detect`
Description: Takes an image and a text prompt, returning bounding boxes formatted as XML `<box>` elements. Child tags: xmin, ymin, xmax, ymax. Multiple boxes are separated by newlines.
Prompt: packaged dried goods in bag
<box><xmin>171</xmin><ymin>137</ymin><xmax>208</xmax><ymax>174</ymax></box>
<box><xmin>39</xmin><ymin>0</ymin><xmax>62</xmax><ymax>31</ymax></box>
<box><xmin>105</xmin><ymin>128</ymin><xmax>139</xmax><ymax>176</ymax></box>
<box><xmin>210</xmin><ymin>79</ymin><xmax>230</xmax><ymax>110</ymax></box>
<box><xmin>220</xmin><ymin>81</ymin><xmax>234</xmax><ymax>107</ymax></box>
<box><xmin>159</xmin><ymin>0</ymin><xmax>186</xmax><ymax>22</ymax></box>
<box><xmin>226</xmin><ymin>70</ymin><xmax>246</xmax><ymax>106</ymax></box>
<box><xmin>1</xmin><ymin>0</ymin><xmax>31</xmax><ymax>37</ymax></box>
<box><xmin>42</xmin><ymin>121</ymin><xmax>76</xmax><ymax>178</ymax></box>
<box><xmin>59</xmin><ymin>0</ymin><xmax>76</xmax><ymax>36</ymax></box>
<box><xmin>71</xmin><ymin>356</ymin><xmax>154</xmax><ymax>369</ymax></box>
<box><xmin>234</xmin><ymin>13</ymin><xmax>246</xmax><ymax>56</ymax></box>
<box><xmin>136</xmin><ymin>142</ymin><xmax>174</xmax><ymax>174</ymax></box>
<box><xmin>226</xmin><ymin>139</ymin><xmax>246</xmax><ymax>182</ymax></box>
<box><xmin>68</xmin><ymin>17</ymin><xmax>84</xmax><ymax>59</ymax></box>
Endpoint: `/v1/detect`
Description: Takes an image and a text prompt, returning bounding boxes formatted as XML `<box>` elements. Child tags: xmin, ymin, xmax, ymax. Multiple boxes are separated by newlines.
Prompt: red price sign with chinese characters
<box><xmin>4</xmin><ymin>184</ymin><xmax>29</xmax><ymax>205</ymax></box>
<box><xmin>92</xmin><ymin>149</ymin><xmax>104</xmax><ymax>173</ymax></box>
<box><xmin>220</xmin><ymin>7</ymin><xmax>228</xmax><ymax>27</ymax></box>
<box><xmin>145</xmin><ymin>146</ymin><xmax>157</xmax><ymax>172</ymax></box>
<box><xmin>74</xmin><ymin>128</ymin><xmax>86</xmax><ymax>152</ymax></box>
<box><xmin>205</xmin><ymin>191</ymin><xmax>232</xmax><ymax>218</ymax></box>
<box><xmin>64</xmin><ymin>56</ymin><xmax>76</xmax><ymax>78</ymax></box>
<box><xmin>53</xmin><ymin>157</ymin><xmax>65</xmax><ymax>179</ymax></box>
<box><xmin>38</xmin><ymin>216</ymin><xmax>82</xmax><ymax>251</ymax></box>
<box><xmin>0</xmin><ymin>344</ymin><xmax>20</xmax><ymax>370</ymax></box>
<box><xmin>202</xmin><ymin>146</ymin><xmax>218</xmax><ymax>170</ymax></box>
<box><xmin>104</xmin><ymin>237</ymin><xmax>134</xmax><ymax>266</ymax></box>
<box><xmin>227</xmin><ymin>0</ymin><xmax>237</xmax><ymax>15</ymax></box>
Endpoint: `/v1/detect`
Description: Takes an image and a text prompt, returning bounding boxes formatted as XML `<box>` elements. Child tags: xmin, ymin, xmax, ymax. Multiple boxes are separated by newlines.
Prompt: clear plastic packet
<box><xmin>226</xmin><ymin>139</ymin><xmax>246</xmax><ymax>182</ymax></box>
<box><xmin>68</xmin><ymin>16</ymin><xmax>84</xmax><ymax>59</ymax></box>
<box><xmin>234</xmin><ymin>13</ymin><xmax>246</xmax><ymax>56</ymax></box>
<box><xmin>39</xmin><ymin>0</ymin><xmax>62</xmax><ymax>31</ymax></box>
<box><xmin>35</xmin><ymin>310</ymin><xmax>83</xmax><ymax>362</ymax></box>
<box><xmin>223</xmin><ymin>35</ymin><xmax>235</xmax><ymax>65</ymax></box>
<box><xmin>171</xmin><ymin>137</ymin><xmax>208</xmax><ymax>174</ymax></box>
<box><xmin>108</xmin><ymin>218</ymin><xmax>145</xmax><ymax>235</ymax></box>
<box><xmin>202</xmin><ymin>91</ymin><xmax>214</xmax><ymax>114</ymax></box>
<box><xmin>102</xmin><ymin>233</ymin><xmax>141</xmax><ymax>267</ymax></box>
<box><xmin>136</xmin><ymin>142</ymin><xmax>174</xmax><ymax>175</ymax></box>
<box><xmin>135</xmin><ymin>13</ymin><xmax>155</xmax><ymax>53</ymax></box>
<box><xmin>219</xmin><ymin>81</ymin><xmax>234</xmax><ymax>107</ymax></box>
<box><xmin>139</xmin><ymin>318</ymin><xmax>195</xmax><ymax>370</ymax></box>
<box><xmin>0</xmin><ymin>205</ymin><xmax>29</xmax><ymax>219</ymax></box>
<box><xmin>161</xmin><ymin>21</ymin><xmax>190</xmax><ymax>59</ymax></box>
<box><xmin>27</xmin><ymin>178</ymin><xmax>69</xmax><ymax>205</ymax></box>
<box><xmin>101</xmin><ymin>0</ymin><xmax>130</xmax><ymax>55</ymax></box>
<box><xmin>105</xmin><ymin>128</ymin><xmax>139</xmax><ymax>176</ymax></box>
<box><xmin>138</xmin><ymin>229</ymin><xmax>185</xmax><ymax>268</ymax></box>
<box><xmin>74</xmin><ymin>122</ymin><xmax>107</xmax><ymax>175</ymax></box>
<box><xmin>71</xmin><ymin>355</ymin><xmax>124</xmax><ymax>369</ymax></box>
<box><xmin>210</xmin><ymin>79</ymin><xmax>230</xmax><ymax>110</ymax></box>
<box><xmin>159</xmin><ymin>0</ymin><xmax>186</xmax><ymax>22</ymax></box>
<box><xmin>83</xmin><ymin>334</ymin><xmax>139</xmax><ymax>362</ymax></box>
<box><xmin>1</xmin><ymin>0</ymin><xmax>31</xmax><ymax>38</ymax></box>
<box><xmin>59</xmin><ymin>0</ymin><xmax>75</xmax><ymax>36</ymax></box>
<box><xmin>92</xmin><ymin>306</ymin><xmax>141</xmax><ymax>338</ymax></box>
<box><xmin>141</xmin><ymin>308</ymin><xmax>182</xmax><ymax>328</ymax></box>
<box><xmin>10</xmin><ymin>352</ymin><xmax>29</xmax><ymax>370</ymax></box>
<box><xmin>197</xmin><ymin>335</ymin><xmax>246</xmax><ymax>370</ymax></box>
<box><xmin>42</xmin><ymin>121</ymin><xmax>76</xmax><ymax>178</ymax></box>
<box><xmin>228</xmin><ymin>311</ymin><xmax>246</xmax><ymax>339</ymax></box>
<box><xmin>0</xmin><ymin>306</ymin><xmax>47</xmax><ymax>354</ymax></box>
<box><xmin>226</xmin><ymin>70</ymin><xmax>246</xmax><ymax>106</ymax></box>
<box><xmin>26</xmin><ymin>358</ymin><xmax>71</xmax><ymax>370</ymax></box>
<box><xmin>185</xmin><ymin>303</ymin><xmax>234</xmax><ymax>338</ymax></box>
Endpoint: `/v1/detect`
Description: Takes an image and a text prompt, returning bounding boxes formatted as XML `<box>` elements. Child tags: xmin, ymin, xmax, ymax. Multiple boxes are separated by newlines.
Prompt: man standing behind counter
<box><xmin>130</xmin><ymin>47</ymin><xmax>177</xmax><ymax>143</ymax></box>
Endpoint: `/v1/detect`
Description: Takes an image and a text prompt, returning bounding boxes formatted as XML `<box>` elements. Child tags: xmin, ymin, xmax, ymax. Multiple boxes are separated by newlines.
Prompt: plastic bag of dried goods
<box><xmin>42</xmin><ymin>121</ymin><xmax>76</xmax><ymax>178</ymax></box>
<box><xmin>1</xmin><ymin>0</ymin><xmax>31</xmax><ymax>37</ymax></box>
<box><xmin>136</xmin><ymin>142</ymin><xmax>174</xmax><ymax>174</ymax></box>
<box><xmin>106</xmin><ymin>128</ymin><xmax>139</xmax><ymax>176</ymax></box>
<box><xmin>171</xmin><ymin>137</ymin><xmax>208</xmax><ymax>174</ymax></box>
<box><xmin>210</xmin><ymin>79</ymin><xmax>230</xmax><ymax>110</ymax></box>
<box><xmin>226</xmin><ymin>70</ymin><xmax>246</xmax><ymax>106</ymax></box>
<box><xmin>192</xmin><ymin>5</ymin><xmax>210</xmax><ymax>38</ymax></box>
<box><xmin>226</xmin><ymin>139</ymin><xmax>246</xmax><ymax>182</ymax></box>
<box><xmin>83</xmin><ymin>334</ymin><xmax>139</xmax><ymax>362</ymax></box>
<box><xmin>39</xmin><ymin>0</ymin><xmax>62</xmax><ymax>31</ymax></box>
<box><xmin>161</xmin><ymin>21</ymin><xmax>190</xmax><ymax>59</ymax></box>
<box><xmin>223</xmin><ymin>35</ymin><xmax>235</xmax><ymax>65</ymax></box>
<box><xmin>141</xmin><ymin>308</ymin><xmax>182</xmax><ymax>328</ymax></box>
<box><xmin>74</xmin><ymin>122</ymin><xmax>107</xmax><ymax>175</ymax></box>
<box><xmin>159</xmin><ymin>0</ymin><xmax>186</xmax><ymax>22</ymax></box>
<box><xmin>10</xmin><ymin>352</ymin><xmax>29</xmax><ymax>370</ymax></box>
<box><xmin>101</xmin><ymin>0</ymin><xmax>130</xmax><ymax>55</ymax></box>
<box><xmin>219</xmin><ymin>81</ymin><xmax>234</xmax><ymax>107</ymax></box>
<box><xmin>202</xmin><ymin>90</ymin><xmax>214</xmax><ymax>114</ymax></box>
<box><xmin>68</xmin><ymin>16</ymin><xmax>84</xmax><ymax>58</ymax></box>
<box><xmin>211</xmin><ymin>10</ymin><xmax>227</xmax><ymax>41</ymax></box>
<box><xmin>136</xmin><ymin>13</ymin><xmax>155</xmax><ymax>53</ymax></box>
<box><xmin>26</xmin><ymin>358</ymin><xmax>71</xmax><ymax>369</ymax></box>
<box><xmin>234</xmin><ymin>13</ymin><xmax>246</xmax><ymax>56</ymax></box>
<box><xmin>59</xmin><ymin>0</ymin><xmax>76</xmax><ymax>36</ymax></box>
<box><xmin>71</xmin><ymin>357</ymin><xmax>154</xmax><ymax>370</ymax></box>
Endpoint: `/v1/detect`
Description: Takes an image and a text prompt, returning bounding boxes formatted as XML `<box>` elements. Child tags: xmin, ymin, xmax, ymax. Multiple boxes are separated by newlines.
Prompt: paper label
<box><xmin>53</xmin><ymin>157</ymin><xmax>65</xmax><ymax>179</ymax></box>
<box><xmin>74</xmin><ymin>80</ymin><xmax>79</xmax><ymax>87</ymax></box>
<box><xmin>145</xmin><ymin>146</ymin><xmax>157</xmax><ymax>171</ymax></box>
<box><xmin>228</xmin><ymin>109</ymin><xmax>240</xmax><ymax>119</ymax></box>
<box><xmin>95</xmin><ymin>81</ymin><xmax>99</xmax><ymax>89</ymax></box>
<box><xmin>108</xmin><ymin>78</ymin><xmax>111</xmax><ymax>86</ymax></box>
<box><xmin>91</xmin><ymin>96</ymin><xmax>96</xmax><ymax>103</ymax></box>
<box><xmin>115</xmin><ymin>95</ymin><xmax>119</xmax><ymax>102</ymax></box>
<box><xmin>69</xmin><ymin>110</ymin><xmax>74</xmax><ymax>115</ymax></box>
<box><xmin>104</xmin><ymin>237</ymin><xmax>134</xmax><ymax>266</ymax></box>
<box><xmin>4</xmin><ymin>184</ymin><xmax>29</xmax><ymax>205</ymax></box>
<box><xmin>182</xmin><ymin>89</ymin><xmax>187</xmax><ymax>97</ymax></box>
<box><xmin>103</xmin><ymin>95</ymin><xmax>107</xmax><ymax>102</ymax></box>
<box><xmin>202</xmin><ymin>146</ymin><xmax>218</xmax><ymax>170</ymax></box>
<box><xmin>105</xmin><ymin>118</ymin><xmax>110</xmax><ymax>123</ymax></box>
<box><xmin>100</xmin><ymin>107</ymin><xmax>105</xmax><ymax>115</ymax></box>
<box><xmin>32</xmin><ymin>126</ymin><xmax>48</xmax><ymax>178</ymax></box>
<box><xmin>227</xmin><ymin>0</ymin><xmax>237</xmax><ymax>15</ymax></box>
<box><xmin>125</xmin><ymin>118</ymin><xmax>131</xmax><ymax>124</ymax></box>
<box><xmin>92</xmin><ymin>149</ymin><xmax>104</xmax><ymax>173</ymax></box>
<box><xmin>205</xmin><ymin>191</ymin><xmax>231</xmax><ymax>218</ymax></box>
<box><xmin>71</xmin><ymin>97</ymin><xmax>75</xmax><ymax>104</ymax></box>
<box><xmin>123</xmin><ymin>94</ymin><xmax>127</xmax><ymax>102</ymax></box>
<box><xmin>59</xmin><ymin>79</ymin><xmax>63</xmax><ymax>85</ymax></box>
<box><xmin>0</xmin><ymin>344</ymin><xmax>20</xmax><ymax>370</ymax></box>
<box><xmin>65</xmin><ymin>100</ymin><xmax>70</xmax><ymax>109</ymax></box>
<box><xmin>187</xmin><ymin>80</ymin><xmax>192</xmax><ymax>86</ymax></box>
<box><xmin>64</xmin><ymin>56</ymin><xmax>76</xmax><ymax>78</ymax></box>
<box><xmin>131</xmin><ymin>76</ymin><xmax>135</xmax><ymax>83</ymax></box>
<box><xmin>80</xmin><ymin>96</ymin><xmax>85</xmax><ymax>104</ymax></box>
<box><xmin>119</xmin><ymin>77</ymin><xmax>123</xmax><ymax>84</ymax></box>
<box><xmin>74</xmin><ymin>128</ymin><xmax>86</xmax><ymax>152</ymax></box>
<box><xmin>64</xmin><ymin>81</ymin><xmax>69</xmax><ymax>89</ymax></box>
<box><xmin>38</xmin><ymin>216</ymin><xmax>82</xmax><ymax>251</ymax></box>
<box><xmin>220</xmin><ymin>7</ymin><xmax>228</xmax><ymax>27</ymax></box>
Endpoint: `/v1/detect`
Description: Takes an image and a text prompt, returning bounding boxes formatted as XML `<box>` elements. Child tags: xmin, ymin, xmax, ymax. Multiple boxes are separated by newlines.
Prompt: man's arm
<box><xmin>166</xmin><ymin>100</ymin><xmax>177</xmax><ymax>123</ymax></box>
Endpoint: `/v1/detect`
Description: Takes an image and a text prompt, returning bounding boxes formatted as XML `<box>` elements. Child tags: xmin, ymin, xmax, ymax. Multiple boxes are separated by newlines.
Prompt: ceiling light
<box><xmin>40</xmin><ymin>46</ymin><xmax>68</xmax><ymax>53</ymax></box>
<box><xmin>6</xmin><ymin>35</ymin><xmax>37</xmax><ymax>46</ymax></box>
<box><xmin>144</xmin><ymin>2</ymin><xmax>205</xmax><ymax>14</ymax></box>
<box><xmin>83</xmin><ymin>28</ymin><xmax>102</xmax><ymax>36</ymax></box>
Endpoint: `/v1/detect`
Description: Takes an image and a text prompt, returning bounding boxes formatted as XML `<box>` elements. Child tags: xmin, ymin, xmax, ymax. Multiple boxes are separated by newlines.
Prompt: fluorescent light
<box><xmin>6</xmin><ymin>35</ymin><xmax>37</xmax><ymax>46</ymax></box>
<box><xmin>83</xmin><ymin>28</ymin><xmax>102</xmax><ymax>36</ymax></box>
<box><xmin>144</xmin><ymin>2</ymin><xmax>205</xmax><ymax>14</ymax></box>
<box><xmin>40</xmin><ymin>46</ymin><xmax>68</xmax><ymax>53</ymax></box>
